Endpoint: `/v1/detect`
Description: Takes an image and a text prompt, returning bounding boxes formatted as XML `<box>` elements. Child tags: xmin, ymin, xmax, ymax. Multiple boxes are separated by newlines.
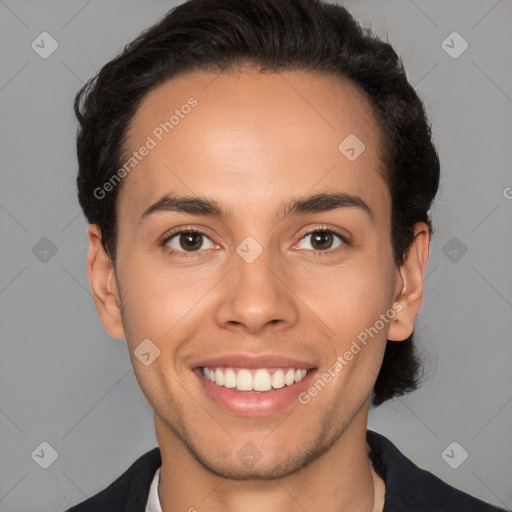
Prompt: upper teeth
<box><xmin>202</xmin><ymin>367</ymin><xmax>308</xmax><ymax>392</ymax></box>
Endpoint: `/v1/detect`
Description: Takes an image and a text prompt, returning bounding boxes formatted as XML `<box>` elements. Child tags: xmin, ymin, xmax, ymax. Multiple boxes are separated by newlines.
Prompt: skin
<box><xmin>86</xmin><ymin>66</ymin><xmax>430</xmax><ymax>512</ymax></box>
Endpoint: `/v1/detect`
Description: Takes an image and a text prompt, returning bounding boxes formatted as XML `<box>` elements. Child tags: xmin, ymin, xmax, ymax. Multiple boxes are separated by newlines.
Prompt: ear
<box><xmin>86</xmin><ymin>224</ymin><xmax>126</xmax><ymax>340</ymax></box>
<box><xmin>387</xmin><ymin>222</ymin><xmax>430</xmax><ymax>342</ymax></box>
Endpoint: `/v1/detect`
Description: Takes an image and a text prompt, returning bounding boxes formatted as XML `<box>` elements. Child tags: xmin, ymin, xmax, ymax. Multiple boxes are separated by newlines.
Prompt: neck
<box><xmin>155</xmin><ymin>403</ymin><xmax>385</xmax><ymax>512</ymax></box>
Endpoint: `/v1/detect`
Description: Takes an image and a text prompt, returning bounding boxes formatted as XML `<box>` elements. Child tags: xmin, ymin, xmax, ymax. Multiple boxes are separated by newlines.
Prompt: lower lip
<box><xmin>194</xmin><ymin>368</ymin><xmax>317</xmax><ymax>417</ymax></box>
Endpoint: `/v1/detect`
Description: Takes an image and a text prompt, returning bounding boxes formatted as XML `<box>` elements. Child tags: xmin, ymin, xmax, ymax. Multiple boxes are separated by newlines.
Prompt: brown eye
<box><xmin>179</xmin><ymin>232</ymin><xmax>203</xmax><ymax>251</ymax></box>
<box><xmin>164</xmin><ymin>231</ymin><xmax>216</xmax><ymax>253</ymax></box>
<box><xmin>310</xmin><ymin>231</ymin><xmax>334</xmax><ymax>250</ymax></box>
<box><xmin>296</xmin><ymin>229</ymin><xmax>346</xmax><ymax>252</ymax></box>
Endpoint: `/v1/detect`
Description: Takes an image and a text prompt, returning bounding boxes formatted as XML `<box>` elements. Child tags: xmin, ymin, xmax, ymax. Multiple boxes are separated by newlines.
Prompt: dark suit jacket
<box><xmin>64</xmin><ymin>429</ymin><xmax>509</xmax><ymax>511</ymax></box>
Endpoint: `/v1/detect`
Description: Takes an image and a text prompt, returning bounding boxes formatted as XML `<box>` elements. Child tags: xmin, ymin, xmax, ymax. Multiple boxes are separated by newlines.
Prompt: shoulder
<box><xmin>366</xmin><ymin>430</ymin><xmax>509</xmax><ymax>512</ymax></box>
<box><xmin>63</xmin><ymin>447</ymin><xmax>161</xmax><ymax>512</ymax></box>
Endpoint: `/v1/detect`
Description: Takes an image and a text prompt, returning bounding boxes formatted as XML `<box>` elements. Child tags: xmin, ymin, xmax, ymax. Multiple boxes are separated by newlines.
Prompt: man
<box><xmin>65</xmin><ymin>0</ymin><xmax>507</xmax><ymax>510</ymax></box>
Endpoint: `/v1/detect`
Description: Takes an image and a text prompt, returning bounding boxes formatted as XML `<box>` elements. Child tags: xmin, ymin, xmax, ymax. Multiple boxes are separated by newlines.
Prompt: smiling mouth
<box><xmin>197</xmin><ymin>366</ymin><xmax>311</xmax><ymax>392</ymax></box>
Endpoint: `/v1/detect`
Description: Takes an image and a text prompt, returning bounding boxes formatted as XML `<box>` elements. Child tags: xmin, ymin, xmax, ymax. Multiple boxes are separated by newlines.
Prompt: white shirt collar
<box><xmin>145</xmin><ymin>466</ymin><xmax>163</xmax><ymax>512</ymax></box>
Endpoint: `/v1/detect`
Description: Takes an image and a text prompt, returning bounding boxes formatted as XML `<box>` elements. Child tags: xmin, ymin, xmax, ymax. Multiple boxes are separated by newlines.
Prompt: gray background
<box><xmin>0</xmin><ymin>0</ymin><xmax>511</xmax><ymax>510</ymax></box>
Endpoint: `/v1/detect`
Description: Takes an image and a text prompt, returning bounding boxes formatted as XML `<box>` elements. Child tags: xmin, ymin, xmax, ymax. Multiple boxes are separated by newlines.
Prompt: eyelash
<box><xmin>160</xmin><ymin>225</ymin><xmax>349</xmax><ymax>258</ymax></box>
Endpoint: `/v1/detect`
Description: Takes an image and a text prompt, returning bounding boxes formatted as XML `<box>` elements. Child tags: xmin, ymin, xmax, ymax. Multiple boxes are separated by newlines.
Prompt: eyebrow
<box><xmin>139</xmin><ymin>191</ymin><xmax>374</xmax><ymax>224</ymax></box>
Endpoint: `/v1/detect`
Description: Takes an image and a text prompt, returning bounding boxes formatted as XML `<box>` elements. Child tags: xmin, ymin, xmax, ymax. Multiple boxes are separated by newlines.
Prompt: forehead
<box><xmin>119</xmin><ymin>67</ymin><xmax>389</xmax><ymax>224</ymax></box>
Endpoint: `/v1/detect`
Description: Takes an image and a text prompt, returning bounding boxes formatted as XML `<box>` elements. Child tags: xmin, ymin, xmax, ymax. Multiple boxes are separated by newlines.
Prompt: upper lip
<box><xmin>191</xmin><ymin>353</ymin><xmax>317</xmax><ymax>370</ymax></box>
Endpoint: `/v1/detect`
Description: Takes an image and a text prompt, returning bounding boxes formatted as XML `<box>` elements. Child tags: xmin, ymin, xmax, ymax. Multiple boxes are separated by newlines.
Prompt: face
<box><xmin>88</xmin><ymin>66</ymin><xmax>426</xmax><ymax>480</ymax></box>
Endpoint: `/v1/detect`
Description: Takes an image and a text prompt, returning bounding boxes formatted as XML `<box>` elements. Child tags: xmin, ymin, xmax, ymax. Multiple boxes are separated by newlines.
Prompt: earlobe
<box><xmin>387</xmin><ymin>222</ymin><xmax>430</xmax><ymax>342</ymax></box>
<box><xmin>86</xmin><ymin>224</ymin><xmax>126</xmax><ymax>340</ymax></box>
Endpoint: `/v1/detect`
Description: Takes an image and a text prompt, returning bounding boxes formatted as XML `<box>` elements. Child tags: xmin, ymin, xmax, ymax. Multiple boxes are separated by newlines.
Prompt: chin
<box><xmin>191</xmin><ymin>436</ymin><xmax>331</xmax><ymax>481</ymax></box>
<box><xmin>196</xmin><ymin>457</ymin><xmax>305</xmax><ymax>481</ymax></box>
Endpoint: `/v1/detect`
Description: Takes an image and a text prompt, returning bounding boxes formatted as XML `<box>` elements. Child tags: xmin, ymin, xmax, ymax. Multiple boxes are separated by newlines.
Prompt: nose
<box><xmin>214</xmin><ymin>244</ymin><xmax>299</xmax><ymax>335</ymax></box>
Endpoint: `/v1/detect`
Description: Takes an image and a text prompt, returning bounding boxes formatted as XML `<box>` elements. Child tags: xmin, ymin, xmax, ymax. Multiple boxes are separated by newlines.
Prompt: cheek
<box><xmin>294</xmin><ymin>259</ymin><xmax>393</xmax><ymax>334</ymax></box>
<box><xmin>117</xmin><ymin>250</ymin><xmax>215</xmax><ymax>340</ymax></box>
